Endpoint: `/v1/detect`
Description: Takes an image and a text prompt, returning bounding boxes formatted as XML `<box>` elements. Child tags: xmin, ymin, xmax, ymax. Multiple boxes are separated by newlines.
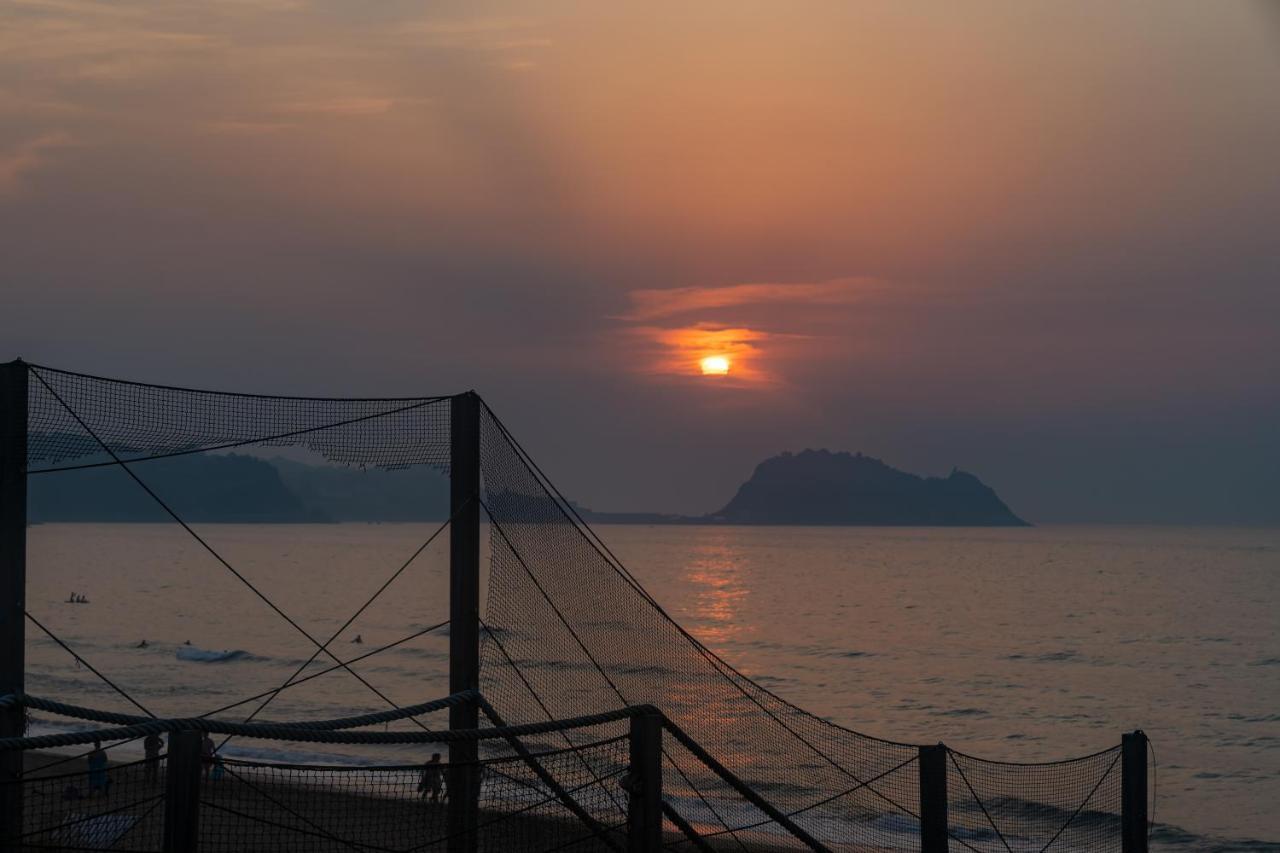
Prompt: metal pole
<box><xmin>448</xmin><ymin>392</ymin><xmax>481</xmax><ymax>853</ymax></box>
<box><xmin>0</xmin><ymin>360</ymin><xmax>27</xmax><ymax>851</ymax></box>
<box><xmin>918</xmin><ymin>743</ymin><xmax>948</xmax><ymax>853</ymax></box>
<box><xmin>629</xmin><ymin>712</ymin><xmax>663</xmax><ymax>853</ymax></box>
<box><xmin>1122</xmin><ymin>731</ymin><xmax>1148</xmax><ymax>853</ymax></box>
<box><xmin>162</xmin><ymin>730</ymin><xmax>202</xmax><ymax>853</ymax></box>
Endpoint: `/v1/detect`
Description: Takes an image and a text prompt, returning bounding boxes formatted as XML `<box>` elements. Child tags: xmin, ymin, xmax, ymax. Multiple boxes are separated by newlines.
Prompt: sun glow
<box><xmin>700</xmin><ymin>355</ymin><xmax>730</xmax><ymax>375</ymax></box>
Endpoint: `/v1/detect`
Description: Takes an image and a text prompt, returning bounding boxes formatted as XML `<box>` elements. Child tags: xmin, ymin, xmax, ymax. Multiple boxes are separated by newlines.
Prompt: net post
<box><xmin>448</xmin><ymin>391</ymin><xmax>481</xmax><ymax>852</ymax></box>
<box><xmin>162</xmin><ymin>730</ymin><xmax>202</xmax><ymax>853</ymax></box>
<box><xmin>0</xmin><ymin>359</ymin><xmax>27</xmax><ymax>846</ymax></box>
<box><xmin>629</xmin><ymin>710</ymin><xmax>663</xmax><ymax>852</ymax></box>
<box><xmin>919</xmin><ymin>743</ymin><xmax>948</xmax><ymax>853</ymax></box>
<box><xmin>1122</xmin><ymin>730</ymin><xmax>1148</xmax><ymax>853</ymax></box>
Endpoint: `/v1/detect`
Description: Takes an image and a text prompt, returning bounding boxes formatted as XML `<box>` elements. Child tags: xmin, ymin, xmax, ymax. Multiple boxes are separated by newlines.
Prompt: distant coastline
<box><xmin>580</xmin><ymin>449</ymin><xmax>1028</xmax><ymax>527</ymax></box>
<box><xmin>30</xmin><ymin>447</ymin><xmax>1026</xmax><ymax>527</ymax></box>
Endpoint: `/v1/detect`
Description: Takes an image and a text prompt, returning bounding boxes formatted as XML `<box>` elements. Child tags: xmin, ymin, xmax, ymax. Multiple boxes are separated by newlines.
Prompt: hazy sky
<box><xmin>2</xmin><ymin>1</ymin><xmax>1278</xmax><ymax>522</ymax></box>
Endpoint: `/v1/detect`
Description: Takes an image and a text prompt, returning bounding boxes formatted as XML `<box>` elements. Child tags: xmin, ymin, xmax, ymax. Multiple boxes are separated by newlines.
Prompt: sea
<box><xmin>22</xmin><ymin>523</ymin><xmax>1279</xmax><ymax>850</ymax></box>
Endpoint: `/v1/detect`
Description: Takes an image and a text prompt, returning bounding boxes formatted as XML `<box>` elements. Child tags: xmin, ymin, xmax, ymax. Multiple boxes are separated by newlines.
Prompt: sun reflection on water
<box><xmin>684</xmin><ymin>534</ymin><xmax>748</xmax><ymax>646</ymax></box>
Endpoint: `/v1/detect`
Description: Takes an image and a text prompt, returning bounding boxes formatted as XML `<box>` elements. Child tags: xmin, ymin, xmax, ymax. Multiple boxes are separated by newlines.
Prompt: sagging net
<box><xmin>8</xmin><ymin>364</ymin><xmax>1130</xmax><ymax>851</ymax></box>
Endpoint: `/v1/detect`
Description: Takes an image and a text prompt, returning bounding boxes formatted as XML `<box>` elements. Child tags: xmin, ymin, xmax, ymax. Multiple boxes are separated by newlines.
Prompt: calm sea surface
<box><xmin>22</xmin><ymin>523</ymin><xmax>1279</xmax><ymax>849</ymax></box>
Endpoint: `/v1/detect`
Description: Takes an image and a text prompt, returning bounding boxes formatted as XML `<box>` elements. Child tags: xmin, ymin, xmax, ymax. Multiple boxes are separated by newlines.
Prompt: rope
<box><xmin>16</xmin><ymin>621</ymin><xmax>449</xmax><ymax>777</ymax></box>
<box><xmin>0</xmin><ymin>704</ymin><xmax>652</xmax><ymax>751</ymax></box>
<box><xmin>11</xmin><ymin>690</ymin><xmax>477</xmax><ymax>732</ymax></box>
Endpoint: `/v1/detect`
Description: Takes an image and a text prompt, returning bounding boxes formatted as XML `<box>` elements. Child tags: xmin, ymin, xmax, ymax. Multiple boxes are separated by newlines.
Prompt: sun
<box><xmin>700</xmin><ymin>355</ymin><xmax>730</xmax><ymax>376</ymax></box>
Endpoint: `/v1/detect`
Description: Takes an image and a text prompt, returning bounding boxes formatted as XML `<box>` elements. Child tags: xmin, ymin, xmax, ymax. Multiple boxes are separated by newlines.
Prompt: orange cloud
<box><xmin>618</xmin><ymin>277</ymin><xmax>878</xmax><ymax>322</ymax></box>
<box><xmin>628</xmin><ymin>323</ymin><xmax>779</xmax><ymax>385</ymax></box>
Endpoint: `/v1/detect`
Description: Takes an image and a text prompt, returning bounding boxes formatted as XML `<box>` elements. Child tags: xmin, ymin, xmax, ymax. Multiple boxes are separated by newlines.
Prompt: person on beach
<box><xmin>87</xmin><ymin>740</ymin><xmax>109</xmax><ymax>796</ymax></box>
<box><xmin>201</xmin><ymin>734</ymin><xmax>216</xmax><ymax>779</ymax></box>
<box><xmin>418</xmin><ymin>753</ymin><xmax>443</xmax><ymax>802</ymax></box>
<box><xmin>143</xmin><ymin>732</ymin><xmax>164</xmax><ymax>784</ymax></box>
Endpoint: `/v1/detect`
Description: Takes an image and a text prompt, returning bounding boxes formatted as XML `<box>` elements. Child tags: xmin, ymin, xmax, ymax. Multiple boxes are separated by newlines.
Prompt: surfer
<box><xmin>66</xmin><ymin>592</ymin><xmax>75</xmax><ymax>603</ymax></box>
<box><xmin>352</xmin><ymin>634</ymin><xmax>363</xmax><ymax>644</ymax></box>
<box><xmin>136</xmin><ymin>639</ymin><xmax>148</xmax><ymax>649</ymax></box>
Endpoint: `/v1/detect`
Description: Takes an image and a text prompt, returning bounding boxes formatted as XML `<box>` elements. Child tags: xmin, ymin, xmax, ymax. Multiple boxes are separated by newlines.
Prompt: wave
<box><xmin>175</xmin><ymin>646</ymin><xmax>256</xmax><ymax>663</ymax></box>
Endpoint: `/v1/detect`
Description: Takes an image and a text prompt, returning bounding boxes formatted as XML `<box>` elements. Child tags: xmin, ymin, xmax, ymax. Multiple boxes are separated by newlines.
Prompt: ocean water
<box><xmin>21</xmin><ymin>523</ymin><xmax>1279</xmax><ymax>849</ymax></box>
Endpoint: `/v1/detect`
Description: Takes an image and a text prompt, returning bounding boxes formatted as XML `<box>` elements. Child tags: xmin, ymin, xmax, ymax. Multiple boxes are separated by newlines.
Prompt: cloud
<box><xmin>625</xmin><ymin>323</ymin><xmax>781</xmax><ymax>385</ymax></box>
<box><xmin>618</xmin><ymin>277</ymin><xmax>880</xmax><ymax>322</ymax></box>
<box><xmin>0</xmin><ymin>132</ymin><xmax>74</xmax><ymax>195</ymax></box>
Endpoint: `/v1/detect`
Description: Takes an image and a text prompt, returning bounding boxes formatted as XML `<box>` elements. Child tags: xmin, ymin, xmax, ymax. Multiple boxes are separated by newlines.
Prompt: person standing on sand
<box><xmin>87</xmin><ymin>740</ymin><xmax>109</xmax><ymax>796</ymax></box>
<box><xmin>143</xmin><ymin>732</ymin><xmax>164</xmax><ymax>784</ymax></box>
<box><xmin>201</xmin><ymin>734</ymin><xmax>216</xmax><ymax>779</ymax></box>
<box><xmin>418</xmin><ymin>753</ymin><xmax>443</xmax><ymax>803</ymax></box>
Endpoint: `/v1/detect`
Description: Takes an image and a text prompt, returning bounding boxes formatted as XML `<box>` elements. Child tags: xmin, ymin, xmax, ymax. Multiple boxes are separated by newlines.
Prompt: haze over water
<box><xmin>24</xmin><ymin>522</ymin><xmax>1279</xmax><ymax>849</ymax></box>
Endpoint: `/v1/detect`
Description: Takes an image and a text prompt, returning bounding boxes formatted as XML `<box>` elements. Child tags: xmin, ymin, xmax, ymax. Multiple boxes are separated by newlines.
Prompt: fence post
<box><xmin>0</xmin><ymin>360</ymin><xmax>27</xmax><ymax>851</ymax></box>
<box><xmin>629</xmin><ymin>711</ymin><xmax>662</xmax><ymax>852</ymax></box>
<box><xmin>919</xmin><ymin>743</ymin><xmax>948</xmax><ymax>853</ymax></box>
<box><xmin>1122</xmin><ymin>731</ymin><xmax>1148</xmax><ymax>853</ymax></box>
<box><xmin>163</xmin><ymin>731</ymin><xmax>202</xmax><ymax>853</ymax></box>
<box><xmin>449</xmin><ymin>392</ymin><xmax>481</xmax><ymax>853</ymax></box>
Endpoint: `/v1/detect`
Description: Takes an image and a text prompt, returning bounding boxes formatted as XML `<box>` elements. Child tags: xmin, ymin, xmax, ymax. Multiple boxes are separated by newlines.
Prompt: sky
<box><xmin>2</xmin><ymin>1</ymin><xmax>1278</xmax><ymax>523</ymax></box>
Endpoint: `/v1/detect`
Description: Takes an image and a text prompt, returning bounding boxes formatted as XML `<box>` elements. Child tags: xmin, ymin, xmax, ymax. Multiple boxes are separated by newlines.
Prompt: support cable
<box><xmin>479</xmin><ymin>618</ymin><xmax>629</xmax><ymax>820</ymax></box>
<box><xmin>948</xmin><ymin>750</ymin><xmax>1014</xmax><ymax>853</ymax></box>
<box><xmin>481</xmin><ymin>499</ymin><xmax>752</xmax><ymax>853</ymax></box>
<box><xmin>1036</xmin><ymin>748</ymin><xmax>1122</xmax><ymax>853</ymax></box>
<box><xmin>23</xmin><ymin>611</ymin><xmax>154</xmax><ymax>719</ymax></box>
<box><xmin>222</xmin><ymin>506</ymin><xmax>462</xmax><ymax>748</ymax></box>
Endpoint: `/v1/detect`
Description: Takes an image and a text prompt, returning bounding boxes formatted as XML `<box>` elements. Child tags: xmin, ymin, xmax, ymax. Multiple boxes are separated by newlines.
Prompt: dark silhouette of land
<box><xmin>582</xmin><ymin>449</ymin><xmax>1027</xmax><ymax>527</ymax></box>
<box><xmin>30</xmin><ymin>448</ymin><xmax>1024</xmax><ymax>526</ymax></box>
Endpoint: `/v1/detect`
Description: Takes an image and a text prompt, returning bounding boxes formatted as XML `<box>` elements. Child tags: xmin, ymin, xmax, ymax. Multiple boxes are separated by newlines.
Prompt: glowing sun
<box><xmin>700</xmin><ymin>355</ymin><xmax>731</xmax><ymax>376</ymax></box>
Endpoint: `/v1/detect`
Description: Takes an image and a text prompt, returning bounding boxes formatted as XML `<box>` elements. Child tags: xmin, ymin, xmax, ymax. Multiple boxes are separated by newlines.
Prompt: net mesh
<box><xmin>198</xmin><ymin>738</ymin><xmax>630</xmax><ymax>852</ymax></box>
<box><xmin>945</xmin><ymin>748</ymin><xmax>1123</xmax><ymax>853</ymax></box>
<box><xmin>4</xmin><ymin>753</ymin><xmax>165</xmax><ymax>851</ymax></box>
<box><xmin>6</xmin><ymin>364</ymin><xmax>1135</xmax><ymax>851</ymax></box>
<box><xmin>26</xmin><ymin>365</ymin><xmax>451</xmax><ymax>472</ymax></box>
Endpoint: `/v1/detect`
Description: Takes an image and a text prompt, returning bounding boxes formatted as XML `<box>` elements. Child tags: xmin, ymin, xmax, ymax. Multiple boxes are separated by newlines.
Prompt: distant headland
<box><xmin>581</xmin><ymin>449</ymin><xmax>1028</xmax><ymax>527</ymax></box>
<box><xmin>29</xmin><ymin>448</ymin><xmax>1026</xmax><ymax>527</ymax></box>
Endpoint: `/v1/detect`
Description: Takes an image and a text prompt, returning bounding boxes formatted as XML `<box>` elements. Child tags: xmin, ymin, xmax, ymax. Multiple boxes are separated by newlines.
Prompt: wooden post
<box><xmin>918</xmin><ymin>744</ymin><xmax>948</xmax><ymax>853</ymax></box>
<box><xmin>162</xmin><ymin>731</ymin><xmax>202</xmax><ymax>853</ymax></box>
<box><xmin>0</xmin><ymin>360</ymin><xmax>27</xmax><ymax>850</ymax></box>
<box><xmin>1122</xmin><ymin>731</ymin><xmax>1148</xmax><ymax>853</ymax></box>
<box><xmin>629</xmin><ymin>712</ymin><xmax>663</xmax><ymax>853</ymax></box>
<box><xmin>448</xmin><ymin>392</ymin><xmax>481</xmax><ymax>853</ymax></box>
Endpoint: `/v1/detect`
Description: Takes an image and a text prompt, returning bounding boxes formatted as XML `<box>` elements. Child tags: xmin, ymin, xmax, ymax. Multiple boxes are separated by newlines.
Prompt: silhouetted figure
<box><xmin>352</xmin><ymin>634</ymin><xmax>363</xmax><ymax>644</ymax></box>
<box><xmin>136</xmin><ymin>640</ymin><xmax>148</xmax><ymax>649</ymax></box>
<box><xmin>87</xmin><ymin>740</ymin><xmax>109</xmax><ymax>796</ymax></box>
<box><xmin>201</xmin><ymin>735</ymin><xmax>216</xmax><ymax>779</ymax></box>
<box><xmin>184</xmin><ymin>640</ymin><xmax>192</xmax><ymax>646</ymax></box>
<box><xmin>143</xmin><ymin>732</ymin><xmax>164</xmax><ymax>784</ymax></box>
<box><xmin>66</xmin><ymin>592</ymin><xmax>76</xmax><ymax>603</ymax></box>
<box><xmin>418</xmin><ymin>753</ymin><xmax>443</xmax><ymax>803</ymax></box>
